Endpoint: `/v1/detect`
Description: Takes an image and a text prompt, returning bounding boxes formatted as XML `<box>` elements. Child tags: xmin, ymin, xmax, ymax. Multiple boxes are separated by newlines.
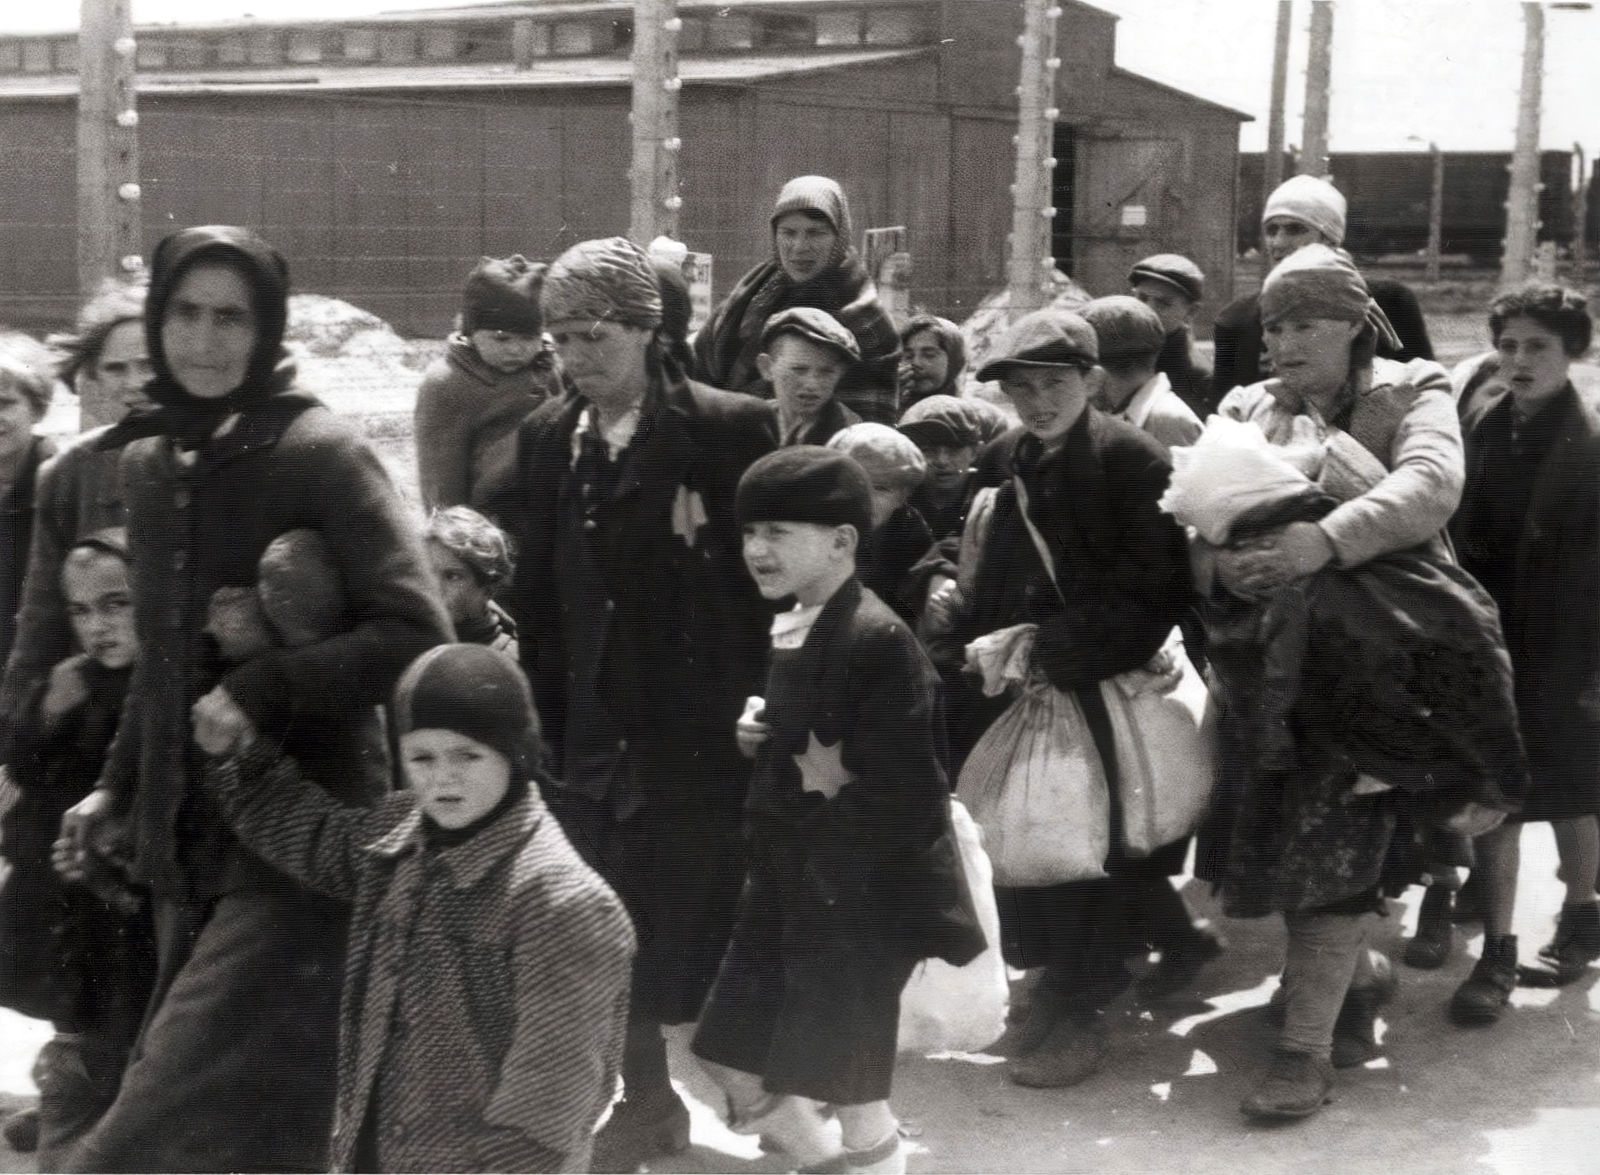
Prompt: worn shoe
<box><xmin>1</xmin><ymin>1107</ymin><xmax>38</xmax><ymax>1154</ymax></box>
<box><xmin>985</xmin><ymin>981</ymin><xmax>1068</xmax><ymax>1059</ymax></box>
<box><xmin>1240</xmin><ymin>1048</ymin><xmax>1334</xmax><ymax>1121</ymax></box>
<box><xmin>1006</xmin><ymin>1016</ymin><xmax>1110</xmax><ymax>1089</ymax></box>
<box><xmin>1137</xmin><ymin>927</ymin><xmax>1227</xmax><ymax>1002</ymax></box>
<box><xmin>1449</xmin><ymin>935</ymin><xmax>1519</xmax><ymax>1025</ymax></box>
<box><xmin>1404</xmin><ymin>883</ymin><xmax>1455</xmax><ymax>970</ymax></box>
<box><xmin>589</xmin><ymin>1088</ymin><xmax>692</xmax><ymax>1173</ymax></box>
<box><xmin>1525</xmin><ymin>900</ymin><xmax>1600</xmax><ymax>985</ymax></box>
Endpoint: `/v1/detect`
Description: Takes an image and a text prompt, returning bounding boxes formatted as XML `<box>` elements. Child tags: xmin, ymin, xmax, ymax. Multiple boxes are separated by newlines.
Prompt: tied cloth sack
<box><xmin>954</xmin><ymin>622</ymin><xmax>1111</xmax><ymax>886</ymax></box>
<box><xmin>897</xmin><ymin>798</ymin><xmax>1009</xmax><ymax>1055</ymax></box>
<box><xmin>1005</xmin><ymin>475</ymin><xmax>1216</xmax><ymax>859</ymax></box>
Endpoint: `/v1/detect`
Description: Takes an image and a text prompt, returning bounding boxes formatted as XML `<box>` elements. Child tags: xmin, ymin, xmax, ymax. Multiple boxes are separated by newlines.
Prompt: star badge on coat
<box><xmin>794</xmin><ymin>731</ymin><xmax>856</xmax><ymax>799</ymax></box>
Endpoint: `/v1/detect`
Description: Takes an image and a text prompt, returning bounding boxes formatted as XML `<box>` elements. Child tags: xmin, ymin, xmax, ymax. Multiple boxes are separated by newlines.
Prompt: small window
<box><xmin>53</xmin><ymin>39</ymin><xmax>78</xmax><ymax>73</ymax></box>
<box><xmin>759</xmin><ymin>14</ymin><xmax>815</xmax><ymax>49</ymax></box>
<box><xmin>677</xmin><ymin>17</ymin><xmax>706</xmax><ymax>52</ymax></box>
<box><xmin>0</xmin><ymin>42</ymin><xmax>21</xmax><ymax>73</ymax></box>
<box><xmin>287</xmin><ymin>31</ymin><xmax>323</xmax><ymax>64</ymax></box>
<box><xmin>552</xmin><ymin>22</ymin><xmax>596</xmax><ymax>55</ymax></box>
<box><xmin>608</xmin><ymin>16</ymin><xmax>634</xmax><ymax>52</ymax></box>
<box><xmin>247</xmin><ymin>31</ymin><xmax>281</xmax><ymax>65</ymax></box>
<box><xmin>22</xmin><ymin>39</ymin><xmax>54</xmax><ymax>72</ymax></box>
<box><xmin>708</xmin><ymin>13</ymin><xmax>754</xmax><ymax>50</ymax></box>
<box><xmin>343</xmin><ymin>29</ymin><xmax>377</xmax><ymax>61</ymax></box>
<box><xmin>135</xmin><ymin>40</ymin><xmax>167</xmax><ymax>69</ymax></box>
<box><xmin>380</xmin><ymin>29</ymin><xmax>417</xmax><ymax>62</ymax></box>
<box><xmin>424</xmin><ymin>27</ymin><xmax>459</xmax><ymax>60</ymax></box>
<box><xmin>512</xmin><ymin>20</ymin><xmax>550</xmax><ymax>63</ymax></box>
<box><xmin>865</xmin><ymin>7</ymin><xmax>918</xmax><ymax>46</ymax></box>
<box><xmin>217</xmin><ymin>34</ymin><xmax>248</xmax><ymax>65</ymax></box>
<box><xmin>816</xmin><ymin>12</ymin><xmax>862</xmax><ymax>46</ymax></box>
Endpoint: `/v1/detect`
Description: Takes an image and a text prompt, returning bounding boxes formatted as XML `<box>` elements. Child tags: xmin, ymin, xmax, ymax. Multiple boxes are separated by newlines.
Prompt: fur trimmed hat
<box><xmin>736</xmin><ymin>445</ymin><xmax>874</xmax><ymax>539</ymax></box>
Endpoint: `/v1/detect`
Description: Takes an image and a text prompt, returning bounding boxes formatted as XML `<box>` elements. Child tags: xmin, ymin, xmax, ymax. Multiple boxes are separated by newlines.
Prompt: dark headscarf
<box><xmin>899</xmin><ymin>314</ymin><xmax>968</xmax><ymax>405</ymax></box>
<box><xmin>101</xmin><ymin>225</ymin><xmax>294</xmax><ymax>450</ymax></box>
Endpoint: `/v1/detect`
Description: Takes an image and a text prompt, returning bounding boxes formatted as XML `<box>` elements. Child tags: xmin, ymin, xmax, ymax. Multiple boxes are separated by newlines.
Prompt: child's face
<box><xmin>425</xmin><ymin>539</ymin><xmax>492</xmax><ymax>630</ymax></box>
<box><xmin>63</xmin><ymin>552</ymin><xmax>137</xmax><ymax>670</ymax></box>
<box><xmin>758</xmin><ymin>336</ymin><xmax>847</xmax><ymax>424</ymax></box>
<box><xmin>205</xmin><ymin>586</ymin><xmax>275</xmax><ymax>664</ymax></box>
<box><xmin>743</xmin><ymin>520</ymin><xmax>852</xmax><ymax>605</ymax></box>
<box><xmin>400</xmin><ymin>727</ymin><xmax>511</xmax><ymax>830</ymax></box>
<box><xmin>918</xmin><ymin>441</ymin><xmax>978</xmax><ymax>492</ymax></box>
<box><xmin>469</xmin><ymin>329</ymin><xmax>543</xmax><ymax>374</ymax></box>
<box><xmin>866</xmin><ymin>478</ymin><xmax>911</xmax><ymax>531</ymax></box>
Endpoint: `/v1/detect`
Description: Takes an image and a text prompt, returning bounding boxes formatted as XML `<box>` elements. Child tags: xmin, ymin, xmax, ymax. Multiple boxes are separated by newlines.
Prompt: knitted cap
<box><xmin>1260</xmin><ymin>244</ymin><xmax>1403</xmax><ymax>350</ymax></box>
<box><xmin>761</xmin><ymin>306</ymin><xmax>861</xmax><ymax>363</ymax></box>
<box><xmin>897</xmin><ymin>394</ymin><xmax>985</xmax><ymax>448</ymax></box>
<box><xmin>1081</xmin><ymin>296</ymin><xmax>1167</xmax><ymax>362</ymax></box>
<box><xmin>827</xmin><ymin>422</ymin><xmax>927</xmax><ymax>494</ymax></box>
<box><xmin>1262</xmin><ymin>175</ymin><xmax>1347</xmax><ymax>246</ymax></box>
<box><xmin>461</xmin><ymin>255</ymin><xmax>546</xmax><ymax>335</ymax></box>
<box><xmin>737</xmin><ymin>446</ymin><xmax>874</xmax><ymax>539</ymax></box>
<box><xmin>540</xmin><ymin>236</ymin><xmax>663</xmax><ymax>331</ymax></box>
<box><xmin>394</xmin><ymin>644</ymin><xmax>541</xmax><ymax>767</ymax></box>
<box><xmin>975</xmin><ymin>308</ymin><xmax>1098</xmax><ymax>382</ymax></box>
<box><xmin>257</xmin><ymin>528</ymin><xmax>349</xmax><ymax>648</ymax></box>
<box><xmin>770</xmin><ymin>175</ymin><xmax>854</xmax><ymax>243</ymax></box>
<box><xmin>1128</xmin><ymin>254</ymin><xmax>1205</xmax><ymax>303</ymax></box>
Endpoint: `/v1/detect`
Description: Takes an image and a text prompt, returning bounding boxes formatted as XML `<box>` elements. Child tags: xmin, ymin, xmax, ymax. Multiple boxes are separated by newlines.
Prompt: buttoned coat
<box><xmin>206</xmin><ymin>742</ymin><xmax>634</xmax><ymax>1173</ymax></box>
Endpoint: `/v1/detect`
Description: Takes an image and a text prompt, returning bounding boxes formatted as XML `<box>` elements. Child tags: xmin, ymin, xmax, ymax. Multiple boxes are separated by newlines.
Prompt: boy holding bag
<box><xmin>692</xmin><ymin>447</ymin><xmax>981</xmax><ymax>1175</ymax></box>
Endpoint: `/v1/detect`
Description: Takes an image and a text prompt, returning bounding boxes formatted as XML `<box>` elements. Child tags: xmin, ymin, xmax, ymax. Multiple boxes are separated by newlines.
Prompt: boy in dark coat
<box><xmin>826</xmin><ymin>423</ymin><xmax>935</xmax><ymax>627</ymax></box>
<box><xmin>692</xmin><ymin>447</ymin><xmax>982</xmax><ymax>1175</ymax></box>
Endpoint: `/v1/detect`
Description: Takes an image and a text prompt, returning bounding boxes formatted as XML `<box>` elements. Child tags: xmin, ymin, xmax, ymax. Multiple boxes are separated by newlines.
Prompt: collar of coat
<box><xmin>766</xmin><ymin>575</ymin><xmax>865</xmax><ymax>749</ymax></box>
<box><xmin>364</xmin><ymin>789</ymin><xmax>547</xmax><ymax>890</ymax></box>
<box><xmin>555</xmin><ymin>365</ymin><xmax>713</xmax><ymax>503</ymax></box>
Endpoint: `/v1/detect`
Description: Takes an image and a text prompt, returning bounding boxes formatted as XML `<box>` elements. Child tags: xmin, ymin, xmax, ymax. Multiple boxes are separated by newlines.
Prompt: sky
<box><xmin>5</xmin><ymin>0</ymin><xmax>1599</xmax><ymax>154</ymax></box>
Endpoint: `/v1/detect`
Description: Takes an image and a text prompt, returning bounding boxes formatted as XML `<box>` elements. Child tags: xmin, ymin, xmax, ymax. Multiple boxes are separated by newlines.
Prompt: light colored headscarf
<box><xmin>1260</xmin><ymin>244</ymin><xmax>1402</xmax><ymax>350</ymax></box>
<box><xmin>1262</xmin><ymin>174</ymin><xmax>1347</xmax><ymax>246</ymax></box>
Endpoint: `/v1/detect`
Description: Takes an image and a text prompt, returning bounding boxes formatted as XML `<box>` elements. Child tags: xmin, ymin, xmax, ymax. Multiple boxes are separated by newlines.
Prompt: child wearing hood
<box><xmin>196</xmin><ymin>643</ymin><xmax>633</xmax><ymax>1174</ymax></box>
<box><xmin>415</xmin><ymin>256</ymin><xmax>562</xmax><ymax>517</ymax></box>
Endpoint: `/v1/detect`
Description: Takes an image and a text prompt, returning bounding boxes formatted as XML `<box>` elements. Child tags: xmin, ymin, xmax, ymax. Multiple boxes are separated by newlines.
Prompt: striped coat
<box><xmin>206</xmin><ymin>741</ymin><xmax>635</xmax><ymax>1173</ymax></box>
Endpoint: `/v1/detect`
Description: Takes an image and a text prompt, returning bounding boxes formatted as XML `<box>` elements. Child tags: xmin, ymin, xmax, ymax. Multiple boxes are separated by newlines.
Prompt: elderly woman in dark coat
<box><xmin>1449</xmin><ymin>283</ymin><xmax>1600</xmax><ymax>1006</ymax></box>
<box><xmin>693</xmin><ymin>175</ymin><xmax>901</xmax><ymax>423</ymax></box>
<box><xmin>496</xmin><ymin>236</ymin><xmax>776</xmax><ymax>1174</ymax></box>
<box><xmin>1188</xmin><ymin>246</ymin><xmax>1524</xmax><ymax>1122</ymax></box>
<box><xmin>925</xmin><ymin>308</ymin><xmax>1195</xmax><ymax>1093</ymax></box>
<box><xmin>56</xmin><ymin>225</ymin><xmax>451</xmax><ymax>1172</ymax></box>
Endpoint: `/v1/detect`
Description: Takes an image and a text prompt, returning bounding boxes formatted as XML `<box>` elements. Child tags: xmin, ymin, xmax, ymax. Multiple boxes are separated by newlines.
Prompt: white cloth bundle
<box><xmin>1158</xmin><ymin>416</ymin><xmax>1323</xmax><ymax>544</ymax></box>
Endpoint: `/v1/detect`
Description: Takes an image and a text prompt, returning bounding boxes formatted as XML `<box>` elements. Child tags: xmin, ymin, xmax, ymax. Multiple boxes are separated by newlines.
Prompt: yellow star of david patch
<box><xmin>793</xmin><ymin>731</ymin><xmax>856</xmax><ymax>800</ymax></box>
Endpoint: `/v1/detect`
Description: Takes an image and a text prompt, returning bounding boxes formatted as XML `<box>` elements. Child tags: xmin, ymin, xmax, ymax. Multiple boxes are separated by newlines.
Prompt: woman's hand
<box><xmin>1219</xmin><ymin>522</ymin><xmax>1336</xmax><ymax>596</ymax></box>
<box><xmin>41</xmin><ymin>655</ymin><xmax>92</xmax><ymax>723</ymax></box>
<box><xmin>735</xmin><ymin>696</ymin><xmax>769</xmax><ymax>759</ymax></box>
<box><xmin>923</xmin><ymin>578</ymin><xmax>965</xmax><ymax>635</ymax></box>
<box><xmin>191</xmin><ymin>686</ymin><xmax>257</xmax><ymax>758</ymax></box>
<box><xmin>54</xmin><ymin>787</ymin><xmax>115</xmax><ymax>884</ymax></box>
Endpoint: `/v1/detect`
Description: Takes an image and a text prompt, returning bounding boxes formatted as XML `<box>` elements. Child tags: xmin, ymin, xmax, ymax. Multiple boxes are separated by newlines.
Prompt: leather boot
<box><xmin>1522</xmin><ymin>900</ymin><xmax>1600</xmax><ymax>986</ymax></box>
<box><xmin>1240</xmin><ymin>1048</ymin><xmax>1334</xmax><ymax>1121</ymax></box>
<box><xmin>1331</xmin><ymin>951</ymin><xmax>1398</xmax><ymax>1068</ymax></box>
<box><xmin>589</xmin><ymin>1088</ymin><xmax>692</xmax><ymax>1173</ymax></box>
<box><xmin>1404</xmin><ymin>883</ymin><xmax>1454</xmax><ymax>969</ymax></box>
<box><xmin>985</xmin><ymin>979</ymin><xmax>1069</xmax><ymax>1059</ymax></box>
<box><xmin>1005</xmin><ymin>1014</ymin><xmax>1110</xmax><ymax>1089</ymax></box>
<box><xmin>1449</xmin><ymin>934</ymin><xmax>1518</xmax><ymax>1025</ymax></box>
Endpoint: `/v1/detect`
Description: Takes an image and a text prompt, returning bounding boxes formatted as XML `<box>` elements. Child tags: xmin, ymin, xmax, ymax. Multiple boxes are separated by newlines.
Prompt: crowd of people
<box><xmin>0</xmin><ymin>168</ymin><xmax>1591</xmax><ymax>1174</ymax></box>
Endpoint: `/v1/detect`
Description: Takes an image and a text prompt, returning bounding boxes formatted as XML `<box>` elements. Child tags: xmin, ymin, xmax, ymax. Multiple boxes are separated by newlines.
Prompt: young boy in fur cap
<box><xmin>415</xmin><ymin>255</ymin><xmax>562</xmax><ymax>521</ymax></box>
<box><xmin>195</xmin><ymin>643</ymin><xmax>634</xmax><ymax>1174</ymax></box>
<box><xmin>692</xmin><ymin>446</ymin><xmax>982</xmax><ymax>1175</ymax></box>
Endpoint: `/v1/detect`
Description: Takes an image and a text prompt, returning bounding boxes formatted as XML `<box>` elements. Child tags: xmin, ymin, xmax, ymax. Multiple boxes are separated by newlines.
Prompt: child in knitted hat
<box><xmin>196</xmin><ymin>643</ymin><xmax>633</xmax><ymax>1173</ymax></box>
<box><xmin>691</xmin><ymin>447</ymin><xmax>982</xmax><ymax>1175</ymax></box>
<box><xmin>414</xmin><ymin>255</ymin><xmax>561</xmax><ymax>515</ymax></box>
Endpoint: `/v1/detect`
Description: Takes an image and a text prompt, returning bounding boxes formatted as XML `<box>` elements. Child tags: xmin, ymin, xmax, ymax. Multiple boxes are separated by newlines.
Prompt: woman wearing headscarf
<box><xmin>497</xmin><ymin>237</ymin><xmax>775</xmax><ymax>1173</ymax></box>
<box><xmin>1449</xmin><ymin>284</ymin><xmax>1600</xmax><ymax>1008</ymax></box>
<box><xmin>1212</xmin><ymin>175</ymin><xmax>1433</xmax><ymax>399</ymax></box>
<box><xmin>693</xmin><ymin>175</ymin><xmax>902</xmax><ymax>423</ymax></box>
<box><xmin>897</xmin><ymin>313</ymin><xmax>968</xmax><ymax>413</ymax></box>
<box><xmin>1187</xmin><ymin>245</ymin><xmax>1525</xmax><ymax>1121</ymax></box>
<box><xmin>56</xmin><ymin>225</ymin><xmax>451</xmax><ymax>1172</ymax></box>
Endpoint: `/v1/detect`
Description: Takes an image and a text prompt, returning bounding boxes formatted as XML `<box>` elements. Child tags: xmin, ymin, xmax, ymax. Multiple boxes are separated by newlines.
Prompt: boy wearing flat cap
<box><xmin>1128</xmin><ymin>253</ymin><xmax>1216</xmax><ymax>418</ymax></box>
<box><xmin>692</xmin><ymin>446</ymin><xmax>981</xmax><ymax>1175</ymax></box>
<box><xmin>758</xmin><ymin>307</ymin><xmax>863</xmax><ymax>447</ymax></box>
<box><xmin>1081</xmin><ymin>296</ymin><xmax>1203</xmax><ymax>452</ymax></box>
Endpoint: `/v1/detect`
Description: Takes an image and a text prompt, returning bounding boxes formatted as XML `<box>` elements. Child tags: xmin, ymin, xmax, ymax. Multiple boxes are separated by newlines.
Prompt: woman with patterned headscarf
<box><xmin>693</xmin><ymin>175</ymin><xmax>902</xmax><ymax>423</ymax></box>
<box><xmin>496</xmin><ymin>236</ymin><xmax>776</xmax><ymax>1173</ymax></box>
